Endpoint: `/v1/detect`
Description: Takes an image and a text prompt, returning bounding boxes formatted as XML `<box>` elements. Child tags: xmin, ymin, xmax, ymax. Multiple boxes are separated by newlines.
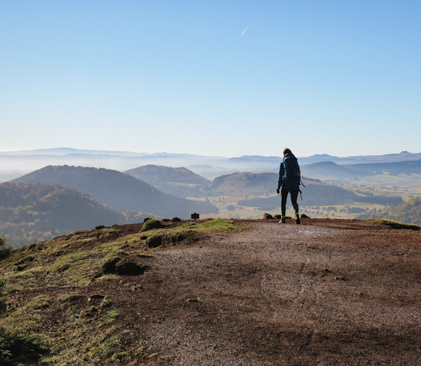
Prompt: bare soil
<box><xmin>8</xmin><ymin>218</ymin><xmax>421</xmax><ymax>365</ymax></box>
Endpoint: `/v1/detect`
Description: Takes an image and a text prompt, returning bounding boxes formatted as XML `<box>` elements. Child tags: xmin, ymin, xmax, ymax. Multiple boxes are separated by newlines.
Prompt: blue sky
<box><xmin>1</xmin><ymin>0</ymin><xmax>420</xmax><ymax>158</ymax></box>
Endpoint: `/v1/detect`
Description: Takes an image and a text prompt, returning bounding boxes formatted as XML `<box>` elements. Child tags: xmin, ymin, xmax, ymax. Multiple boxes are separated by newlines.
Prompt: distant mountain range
<box><xmin>11</xmin><ymin>166</ymin><xmax>219</xmax><ymax>218</ymax></box>
<box><xmin>301</xmin><ymin>160</ymin><xmax>421</xmax><ymax>183</ymax></box>
<box><xmin>1</xmin><ymin>148</ymin><xmax>420</xmax><ymax>178</ymax></box>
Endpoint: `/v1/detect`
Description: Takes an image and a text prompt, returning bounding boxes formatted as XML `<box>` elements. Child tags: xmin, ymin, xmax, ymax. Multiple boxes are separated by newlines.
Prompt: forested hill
<box><xmin>12</xmin><ymin>166</ymin><xmax>219</xmax><ymax>218</ymax></box>
<box><xmin>357</xmin><ymin>196</ymin><xmax>421</xmax><ymax>225</ymax></box>
<box><xmin>125</xmin><ymin>165</ymin><xmax>210</xmax><ymax>197</ymax></box>
<box><xmin>0</xmin><ymin>182</ymin><xmax>151</xmax><ymax>248</ymax></box>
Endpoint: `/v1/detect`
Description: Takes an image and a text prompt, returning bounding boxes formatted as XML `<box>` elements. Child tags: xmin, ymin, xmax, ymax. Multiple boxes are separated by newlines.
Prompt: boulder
<box><xmin>262</xmin><ymin>213</ymin><xmax>273</xmax><ymax>219</ymax></box>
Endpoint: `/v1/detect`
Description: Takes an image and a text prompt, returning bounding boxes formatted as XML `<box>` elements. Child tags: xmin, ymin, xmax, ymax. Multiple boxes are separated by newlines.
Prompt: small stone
<box><xmin>88</xmin><ymin>294</ymin><xmax>105</xmax><ymax>302</ymax></box>
<box><xmin>186</xmin><ymin>298</ymin><xmax>199</xmax><ymax>303</ymax></box>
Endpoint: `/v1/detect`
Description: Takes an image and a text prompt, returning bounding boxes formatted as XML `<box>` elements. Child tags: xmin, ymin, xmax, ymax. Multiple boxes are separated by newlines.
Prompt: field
<box><xmin>191</xmin><ymin>181</ymin><xmax>421</xmax><ymax>220</ymax></box>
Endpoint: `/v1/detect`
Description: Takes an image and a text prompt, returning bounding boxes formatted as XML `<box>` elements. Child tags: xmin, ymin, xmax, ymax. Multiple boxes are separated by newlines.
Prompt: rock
<box><xmin>162</xmin><ymin>218</ymin><xmax>170</xmax><ymax>222</ymax></box>
<box><xmin>335</xmin><ymin>276</ymin><xmax>346</xmax><ymax>281</ymax></box>
<box><xmin>95</xmin><ymin>225</ymin><xmax>105</xmax><ymax>230</ymax></box>
<box><xmin>172</xmin><ymin>217</ymin><xmax>181</xmax><ymax>222</ymax></box>
<box><xmin>263</xmin><ymin>213</ymin><xmax>273</xmax><ymax>219</ymax></box>
<box><xmin>115</xmin><ymin>260</ymin><xmax>149</xmax><ymax>276</ymax></box>
<box><xmin>146</xmin><ymin>235</ymin><xmax>162</xmax><ymax>248</ymax></box>
<box><xmin>301</xmin><ymin>214</ymin><xmax>310</xmax><ymax>219</ymax></box>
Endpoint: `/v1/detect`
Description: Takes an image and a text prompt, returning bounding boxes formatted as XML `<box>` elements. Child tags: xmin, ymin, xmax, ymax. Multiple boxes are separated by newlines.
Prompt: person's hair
<box><xmin>283</xmin><ymin>148</ymin><xmax>292</xmax><ymax>155</ymax></box>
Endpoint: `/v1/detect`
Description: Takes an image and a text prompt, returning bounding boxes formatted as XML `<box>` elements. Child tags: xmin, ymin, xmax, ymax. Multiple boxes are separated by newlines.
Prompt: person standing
<box><xmin>276</xmin><ymin>148</ymin><xmax>301</xmax><ymax>224</ymax></box>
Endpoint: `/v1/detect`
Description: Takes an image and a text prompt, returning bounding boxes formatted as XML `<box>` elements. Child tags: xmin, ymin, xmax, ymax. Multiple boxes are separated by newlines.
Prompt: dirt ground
<box><xmin>6</xmin><ymin>218</ymin><xmax>421</xmax><ymax>365</ymax></box>
<box><xmin>84</xmin><ymin>218</ymin><xmax>421</xmax><ymax>365</ymax></box>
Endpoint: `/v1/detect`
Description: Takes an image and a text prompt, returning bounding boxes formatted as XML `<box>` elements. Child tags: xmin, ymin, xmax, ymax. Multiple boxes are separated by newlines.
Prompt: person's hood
<box><xmin>284</xmin><ymin>152</ymin><xmax>297</xmax><ymax>162</ymax></box>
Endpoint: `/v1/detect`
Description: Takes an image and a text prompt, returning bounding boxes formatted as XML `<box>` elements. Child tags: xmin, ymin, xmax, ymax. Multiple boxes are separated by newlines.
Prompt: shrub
<box><xmin>0</xmin><ymin>237</ymin><xmax>12</xmax><ymax>260</ymax></box>
<box><xmin>140</xmin><ymin>219</ymin><xmax>162</xmax><ymax>232</ymax></box>
<box><xmin>0</xmin><ymin>327</ymin><xmax>50</xmax><ymax>365</ymax></box>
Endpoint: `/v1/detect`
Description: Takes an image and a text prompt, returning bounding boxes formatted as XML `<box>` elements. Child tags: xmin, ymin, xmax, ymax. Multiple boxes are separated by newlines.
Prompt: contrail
<box><xmin>240</xmin><ymin>22</ymin><xmax>253</xmax><ymax>36</ymax></box>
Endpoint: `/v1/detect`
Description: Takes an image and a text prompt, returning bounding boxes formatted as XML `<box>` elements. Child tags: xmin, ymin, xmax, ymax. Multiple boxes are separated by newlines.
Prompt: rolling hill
<box><xmin>207</xmin><ymin>172</ymin><xmax>276</xmax><ymax>196</ymax></box>
<box><xmin>357</xmin><ymin>196</ymin><xmax>421</xmax><ymax>225</ymax></box>
<box><xmin>0</xmin><ymin>182</ymin><xmax>152</xmax><ymax>248</ymax></box>
<box><xmin>125</xmin><ymin>165</ymin><xmax>210</xmax><ymax>197</ymax></box>
<box><xmin>11</xmin><ymin>166</ymin><xmax>219</xmax><ymax>218</ymax></box>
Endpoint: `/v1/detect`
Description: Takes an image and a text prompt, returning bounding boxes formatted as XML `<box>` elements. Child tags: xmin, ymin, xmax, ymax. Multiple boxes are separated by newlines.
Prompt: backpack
<box><xmin>283</xmin><ymin>154</ymin><xmax>301</xmax><ymax>190</ymax></box>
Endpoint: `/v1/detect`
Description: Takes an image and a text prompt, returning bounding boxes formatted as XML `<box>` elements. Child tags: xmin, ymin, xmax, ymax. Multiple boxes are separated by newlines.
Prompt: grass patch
<box><xmin>26</xmin><ymin>295</ymin><xmax>49</xmax><ymax>310</ymax></box>
<box><xmin>369</xmin><ymin>219</ymin><xmax>421</xmax><ymax>231</ymax></box>
<box><xmin>170</xmin><ymin>219</ymin><xmax>237</xmax><ymax>234</ymax></box>
<box><xmin>96</xmin><ymin>311</ymin><xmax>119</xmax><ymax>328</ymax></box>
<box><xmin>49</xmin><ymin>251</ymin><xmax>89</xmax><ymax>273</ymax></box>
<box><xmin>64</xmin><ymin>230</ymin><xmax>89</xmax><ymax>241</ymax></box>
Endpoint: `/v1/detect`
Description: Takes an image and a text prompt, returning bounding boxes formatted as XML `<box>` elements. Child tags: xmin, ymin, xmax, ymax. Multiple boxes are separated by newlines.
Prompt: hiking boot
<box><xmin>295</xmin><ymin>214</ymin><xmax>301</xmax><ymax>225</ymax></box>
<box><xmin>279</xmin><ymin>217</ymin><xmax>286</xmax><ymax>224</ymax></box>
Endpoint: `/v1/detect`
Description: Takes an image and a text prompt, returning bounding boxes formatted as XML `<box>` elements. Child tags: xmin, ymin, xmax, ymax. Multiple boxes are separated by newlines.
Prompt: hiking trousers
<box><xmin>281</xmin><ymin>188</ymin><xmax>299</xmax><ymax>217</ymax></box>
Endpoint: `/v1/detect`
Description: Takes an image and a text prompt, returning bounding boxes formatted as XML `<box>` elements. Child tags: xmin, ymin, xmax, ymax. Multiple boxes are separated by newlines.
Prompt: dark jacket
<box><xmin>277</xmin><ymin>152</ymin><xmax>301</xmax><ymax>190</ymax></box>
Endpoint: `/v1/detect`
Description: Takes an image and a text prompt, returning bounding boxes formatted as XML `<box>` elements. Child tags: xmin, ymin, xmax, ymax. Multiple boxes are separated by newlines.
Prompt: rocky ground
<box><xmin>2</xmin><ymin>218</ymin><xmax>421</xmax><ymax>365</ymax></box>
